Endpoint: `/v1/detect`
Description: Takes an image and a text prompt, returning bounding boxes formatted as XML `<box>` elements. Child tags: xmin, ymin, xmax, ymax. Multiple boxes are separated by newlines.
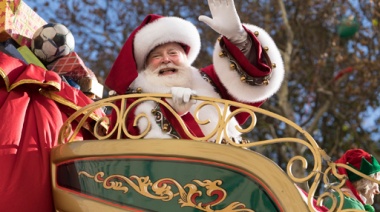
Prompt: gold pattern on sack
<box><xmin>272</xmin><ymin>63</ymin><xmax>276</xmax><ymax>68</ymax></box>
<box><xmin>264</xmin><ymin>47</ymin><xmax>269</xmax><ymax>52</ymax></box>
<box><xmin>254</xmin><ymin>31</ymin><xmax>259</xmax><ymax>36</ymax></box>
<box><xmin>219</xmin><ymin>51</ymin><xmax>226</xmax><ymax>58</ymax></box>
<box><xmin>136</xmin><ymin>87</ymin><xmax>142</xmax><ymax>93</ymax></box>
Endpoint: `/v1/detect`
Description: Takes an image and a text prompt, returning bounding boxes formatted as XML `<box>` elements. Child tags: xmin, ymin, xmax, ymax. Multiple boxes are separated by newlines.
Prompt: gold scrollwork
<box><xmin>59</xmin><ymin>94</ymin><xmax>359</xmax><ymax>211</ymax></box>
<box><xmin>78</xmin><ymin>171</ymin><xmax>254</xmax><ymax>212</ymax></box>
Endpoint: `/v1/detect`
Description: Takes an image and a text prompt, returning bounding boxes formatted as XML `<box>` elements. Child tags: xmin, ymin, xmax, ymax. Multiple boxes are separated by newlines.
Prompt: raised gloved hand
<box><xmin>170</xmin><ymin>87</ymin><xmax>197</xmax><ymax>116</ymax></box>
<box><xmin>198</xmin><ymin>0</ymin><xmax>247</xmax><ymax>43</ymax></box>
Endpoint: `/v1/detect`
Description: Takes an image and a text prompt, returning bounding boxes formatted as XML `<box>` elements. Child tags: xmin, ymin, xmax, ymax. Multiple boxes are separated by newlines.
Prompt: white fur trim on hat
<box><xmin>134</xmin><ymin>16</ymin><xmax>201</xmax><ymax>70</ymax></box>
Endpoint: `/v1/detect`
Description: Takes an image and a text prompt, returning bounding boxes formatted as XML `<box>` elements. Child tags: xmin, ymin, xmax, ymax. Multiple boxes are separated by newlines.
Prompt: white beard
<box><xmin>132</xmin><ymin>63</ymin><xmax>193</xmax><ymax>93</ymax></box>
<box><xmin>131</xmin><ymin>63</ymin><xmax>243</xmax><ymax>142</ymax></box>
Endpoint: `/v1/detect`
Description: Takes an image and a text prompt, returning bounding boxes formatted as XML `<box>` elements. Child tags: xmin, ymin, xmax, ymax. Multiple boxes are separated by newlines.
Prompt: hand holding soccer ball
<box><xmin>31</xmin><ymin>23</ymin><xmax>75</xmax><ymax>64</ymax></box>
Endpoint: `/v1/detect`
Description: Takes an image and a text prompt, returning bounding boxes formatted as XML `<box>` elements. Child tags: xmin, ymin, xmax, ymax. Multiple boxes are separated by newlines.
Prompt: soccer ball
<box><xmin>31</xmin><ymin>23</ymin><xmax>75</xmax><ymax>63</ymax></box>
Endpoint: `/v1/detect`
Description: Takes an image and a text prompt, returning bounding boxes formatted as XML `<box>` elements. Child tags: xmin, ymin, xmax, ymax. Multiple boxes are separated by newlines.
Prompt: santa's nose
<box><xmin>162</xmin><ymin>55</ymin><xmax>171</xmax><ymax>64</ymax></box>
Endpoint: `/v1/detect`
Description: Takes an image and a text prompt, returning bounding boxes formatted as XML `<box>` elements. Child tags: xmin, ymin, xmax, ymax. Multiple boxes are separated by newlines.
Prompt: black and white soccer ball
<box><xmin>31</xmin><ymin>23</ymin><xmax>75</xmax><ymax>63</ymax></box>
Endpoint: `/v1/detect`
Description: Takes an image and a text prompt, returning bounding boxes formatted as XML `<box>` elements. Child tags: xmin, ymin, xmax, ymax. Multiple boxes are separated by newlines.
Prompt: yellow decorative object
<box><xmin>50</xmin><ymin>94</ymin><xmax>371</xmax><ymax>211</ymax></box>
<box><xmin>229</xmin><ymin>63</ymin><xmax>236</xmax><ymax>70</ymax></box>
<box><xmin>51</xmin><ymin>139</ymin><xmax>309</xmax><ymax>211</ymax></box>
<box><xmin>77</xmin><ymin>171</ymin><xmax>253</xmax><ymax>212</ymax></box>
<box><xmin>162</xmin><ymin>123</ymin><xmax>169</xmax><ymax>132</ymax></box>
<box><xmin>0</xmin><ymin>0</ymin><xmax>47</xmax><ymax>46</ymax></box>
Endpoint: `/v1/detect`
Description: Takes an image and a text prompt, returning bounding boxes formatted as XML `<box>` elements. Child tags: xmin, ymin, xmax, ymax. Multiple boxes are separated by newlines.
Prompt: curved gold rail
<box><xmin>57</xmin><ymin>94</ymin><xmax>376</xmax><ymax>212</ymax></box>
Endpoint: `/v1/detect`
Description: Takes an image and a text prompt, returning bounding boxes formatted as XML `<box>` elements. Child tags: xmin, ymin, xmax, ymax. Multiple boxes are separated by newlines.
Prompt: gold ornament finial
<box><xmin>230</xmin><ymin>63</ymin><xmax>236</xmax><ymax>70</ymax></box>
<box><xmin>162</xmin><ymin>124</ymin><xmax>169</xmax><ymax>132</ymax></box>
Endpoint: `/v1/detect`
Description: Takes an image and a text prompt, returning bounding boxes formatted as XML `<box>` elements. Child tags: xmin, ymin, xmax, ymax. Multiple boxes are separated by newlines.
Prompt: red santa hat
<box><xmin>105</xmin><ymin>14</ymin><xmax>201</xmax><ymax>94</ymax></box>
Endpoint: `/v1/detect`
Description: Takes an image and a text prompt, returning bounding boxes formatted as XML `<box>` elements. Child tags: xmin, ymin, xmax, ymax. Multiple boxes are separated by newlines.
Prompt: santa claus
<box><xmin>105</xmin><ymin>0</ymin><xmax>284</xmax><ymax>142</ymax></box>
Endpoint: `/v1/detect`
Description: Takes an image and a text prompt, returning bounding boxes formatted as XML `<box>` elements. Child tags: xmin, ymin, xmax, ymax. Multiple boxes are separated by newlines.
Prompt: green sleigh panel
<box><xmin>51</xmin><ymin>94</ymin><xmax>373</xmax><ymax>212</ymax></box>
<box><xmin>51</xmin><ymin>139</ymin><xmax>308</xmax><ymax>212</ymax></box>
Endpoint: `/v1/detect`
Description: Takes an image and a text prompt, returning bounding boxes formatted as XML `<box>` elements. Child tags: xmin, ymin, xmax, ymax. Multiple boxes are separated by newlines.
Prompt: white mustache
<box><xmin>152</xmin><ymin>64</ymin><xmax>180</xmax><ymax>74</ymax></box>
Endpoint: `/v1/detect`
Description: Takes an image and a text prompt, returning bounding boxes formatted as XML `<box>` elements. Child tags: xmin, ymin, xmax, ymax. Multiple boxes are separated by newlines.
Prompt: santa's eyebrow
<box><xmin>149</xmin><ymin>52</ymin><xmax>160</xmax><ymax>56</ymax></box>
<box><xmin>169</xmin><ymin>46</ymin><xmax>183</xmax><ymax>51</ymax></box>
<box><xmin>147</xmin><ymin>50</ymin><xmax>162</xmax><ymax>58</ymax></box>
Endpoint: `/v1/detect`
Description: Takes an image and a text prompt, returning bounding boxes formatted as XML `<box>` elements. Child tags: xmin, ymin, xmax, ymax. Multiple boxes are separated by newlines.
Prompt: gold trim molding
<box><xmin>51</xmin><ymin>139</ymin><xmax>308</xmax><ymax>211</ymax></box>
<box><xmin>79</xmin><ymin>171</ymin><xmax>253</xmax><ymax>212</ymax></box>
<box><xmin>54</xmin><ymin>94</ymin><xmax>376</xmax><ymax>211</ymax></box>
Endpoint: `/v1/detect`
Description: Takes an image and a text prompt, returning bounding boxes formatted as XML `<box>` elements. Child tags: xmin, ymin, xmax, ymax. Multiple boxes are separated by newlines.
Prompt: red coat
<box><xmin>107</xmin><ymin>29</ymin><xmax>271</xmax><ymax>139</ymax></box>
<box><xmin>108</xmin><ymin>64</ymin><xmax>265</xmax><ymax>140</ymax></box>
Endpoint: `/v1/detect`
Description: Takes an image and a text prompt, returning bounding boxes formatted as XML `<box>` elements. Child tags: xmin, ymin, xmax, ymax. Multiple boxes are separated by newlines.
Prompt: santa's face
<box><xmin>146</xmin><ymin>42</ymin><xmax>188</xmax><ymax>73</ymax></box>
<box><xmin>133</xmin><ymin>42</ymin><xmax>193</xmax><ymax>93</ymax></box>
<box><xmin>363</xmin><ymin>172</ymin><xmax>380</xmax><ymax>205</ymax></box>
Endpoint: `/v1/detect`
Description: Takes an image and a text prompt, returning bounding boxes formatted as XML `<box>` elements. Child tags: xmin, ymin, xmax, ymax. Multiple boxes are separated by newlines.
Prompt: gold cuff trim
<box><xmin>219</xmin><ymin>39</ymin><xmax>271</xmax><ymax>86</ymax></box>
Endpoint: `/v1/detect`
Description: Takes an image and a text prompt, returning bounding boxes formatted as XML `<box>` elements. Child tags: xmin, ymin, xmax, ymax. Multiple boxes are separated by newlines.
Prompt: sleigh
<box><xmin>50</xmin><ymin>93</ymin><xmax>373</xmax><ymax>212</ymax></box>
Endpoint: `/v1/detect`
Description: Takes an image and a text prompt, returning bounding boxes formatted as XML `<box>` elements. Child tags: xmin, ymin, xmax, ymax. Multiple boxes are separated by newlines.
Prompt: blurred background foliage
<box><xmin>25</xmin><ymin>0</ymin><xmax>380</xmax><ymax>206</ymax></box>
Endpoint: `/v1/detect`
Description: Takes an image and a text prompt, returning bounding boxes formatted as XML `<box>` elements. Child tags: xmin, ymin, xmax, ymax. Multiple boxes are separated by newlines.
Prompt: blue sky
<box><xmin>22</xmin><ymin>0</ymin><xmax>380</xmax><ymax>141</ymax></box>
